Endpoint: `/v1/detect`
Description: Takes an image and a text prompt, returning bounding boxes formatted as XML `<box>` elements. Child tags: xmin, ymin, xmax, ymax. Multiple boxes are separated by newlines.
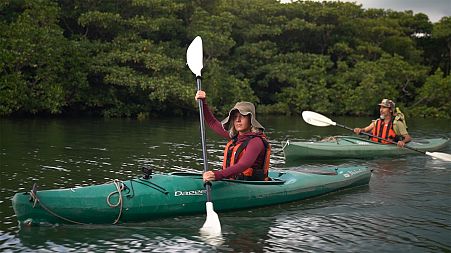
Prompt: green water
<box><xmin>1</xmin><ymin>116</ymin><xmax>450</xmax><ymax>252</ymax></box>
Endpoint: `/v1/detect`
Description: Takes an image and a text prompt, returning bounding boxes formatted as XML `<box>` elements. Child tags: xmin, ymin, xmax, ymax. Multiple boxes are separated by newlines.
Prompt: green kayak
<box><xmin>12</xmin><ymin>166</ymin><xmax>371</xmax><ymax>226</ymax></box>
<box><xmin>283</xmin><ymin>136</ymin><xmax>449</xmax><ymax>162</ymax></box>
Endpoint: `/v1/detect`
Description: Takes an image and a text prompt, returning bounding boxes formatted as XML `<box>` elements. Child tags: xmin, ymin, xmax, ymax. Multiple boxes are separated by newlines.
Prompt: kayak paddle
<box><xmin>187</xmin><ymin>36</ymin><xmax>221</xmax><ymax>235</ymax></box>
<box><xmin>302</xmin><ymin>111</ymin><xmax>451</xmax><ymax>162</ymax></box>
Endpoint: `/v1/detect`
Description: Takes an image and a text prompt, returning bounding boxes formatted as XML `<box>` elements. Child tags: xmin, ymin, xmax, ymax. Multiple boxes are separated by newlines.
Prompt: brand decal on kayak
<box><xmin>174</xmin><ymin>189</ymin><xmax>206</xmax><ymax>197</ymax></box>
<box><xmin>343</xmin><ymin>168</ymin><xmax>365</xmax><ymax>178</ymax></box>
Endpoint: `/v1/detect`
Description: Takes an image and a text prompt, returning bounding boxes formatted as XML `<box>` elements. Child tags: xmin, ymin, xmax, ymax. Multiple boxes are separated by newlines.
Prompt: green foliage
<box><xmin>0</xmin><ymin>0</ymin><xmax>90</xmax><ymax>115</ymax></box>
<box><xmin>431</xmin><ymin>17</ymin><xmax>451</xmax><ymax>75</ymax></box>
<box><xmin>271</xmin><ymin>53</ymin><xmax>333</xmax><ymax>114</ymax></box>
<box><xmin>202</xmin><ymin>59</ymin><xmax>258</xmax><ymax>115</ymax></box>
<box><xmin>187</xmin><ymin>8</ymin><xmax>236</xmax><ymax>58</ymax></box>
<box><xmin>0</xmin><ymin>0</ymin><xmax>449</xmax><ymax>118</ymax></box>
<box><xmin>433</xmin><ymin>17</ymin><xmax>451</xmax><ymax>38</ymax></box>
<box><xmin>409</xmin><ymin>69</ymin><xmax>451</xmax><ymax>118</ymax></box>
<box><xmin>331</xmin><ymin>54</ymin><xmax>428</xmax><ymax>115</ymax></box>
<box><xmin>381</xmin><ymin>36</ymin><xmax>423</xmax><ymax>63</ymax></box>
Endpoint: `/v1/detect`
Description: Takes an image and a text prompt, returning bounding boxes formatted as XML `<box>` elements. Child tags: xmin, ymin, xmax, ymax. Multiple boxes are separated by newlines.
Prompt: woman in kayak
<box><xmin>354</xmin><ymin>98</ymin><xmax>411</xmax><ymax>147</ymax></box>
<box><xmin>195</xmin><ymin>90</ymin><xmax>270</xmax><ymax>182</ymax></box>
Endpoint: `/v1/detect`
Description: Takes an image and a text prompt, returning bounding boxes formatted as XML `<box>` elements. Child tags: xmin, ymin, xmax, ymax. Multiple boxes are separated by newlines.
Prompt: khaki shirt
<box><xmin>393</xmin><ymin>120</ymin><xmax>408</xmax><ymax>136</ymax></box>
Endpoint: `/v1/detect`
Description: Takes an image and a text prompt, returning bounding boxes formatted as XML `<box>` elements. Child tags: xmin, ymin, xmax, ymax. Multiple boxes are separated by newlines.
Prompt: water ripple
<box><xmin>1</xmin><ymin>117</ymin><xmax>450</xmax><ymax>252</ymax></box>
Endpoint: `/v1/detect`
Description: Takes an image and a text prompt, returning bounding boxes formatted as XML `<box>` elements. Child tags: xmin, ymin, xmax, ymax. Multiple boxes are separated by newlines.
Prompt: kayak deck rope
<box><xmin>131</xmin><ymin>179</ymin><xmax>169</xmax><ymax>195</ymax></box>
<box><xmin>27</xmin><ymin>178</ymin><xmax>167</xmax><ymax>226</ymax></box>
<box><xmin>281</xmin><ymin>139</ymin><xmax>290</xmax><ymax>150</ymax></box>
<box><xmin>28</xmin><ymin>180</ymin><xmax>128</xmax><ymax>225</ymax></box>
<box><xmin>107</xmin><ymin>179</ymin><xmax>125</xmax><ymax>224</ymax></box>
<box><xmin>29</xmin><ymin>184</ymin><xmax>87</xmax><ymax>225</ymax></box>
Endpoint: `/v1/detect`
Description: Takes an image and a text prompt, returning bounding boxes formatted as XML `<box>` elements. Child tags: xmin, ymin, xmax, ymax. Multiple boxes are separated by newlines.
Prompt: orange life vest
<box><xmin>371</xmin><ymin>118</ymin><xmax>397</xmax><ymax>143</ymax></box>
<box><xmin>222</xmin><ymin>135</ymin><xmax>271</xmax><ymax>181</ymax></box>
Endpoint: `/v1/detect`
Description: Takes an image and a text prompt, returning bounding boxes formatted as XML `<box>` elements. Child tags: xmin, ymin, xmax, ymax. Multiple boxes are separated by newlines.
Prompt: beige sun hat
<box><xmin>378</xmin><ymin>99</ymin><xmax>395</xmax><ymax>109</ymax></box>
<box><xmin>221</xmin><ymin>102</ymin><xmax>264</xmax><ymax>130</ymax></box>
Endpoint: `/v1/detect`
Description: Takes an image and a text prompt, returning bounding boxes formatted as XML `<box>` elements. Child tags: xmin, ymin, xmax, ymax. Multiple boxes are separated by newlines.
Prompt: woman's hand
<box><xmin>203</xmin><ymin>171</ymin><xmax>215</xmax><ymax>182</ymax></box>
<box><xmin>195</xmin><ymin>90</ymin><xmax>206</xmax><ymax>101</ymax></box>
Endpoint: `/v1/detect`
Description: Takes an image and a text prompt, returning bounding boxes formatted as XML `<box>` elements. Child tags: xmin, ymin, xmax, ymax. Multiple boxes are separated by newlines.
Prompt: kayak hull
<box><xmin>12</xmin><ymin>167</ymin><xmax>371</xmax><ymax>226</ymax></box>
<box><xmin>284</xmin><ymin>136</ymin><xmax>449</xmax><ymax>162</ymax></box>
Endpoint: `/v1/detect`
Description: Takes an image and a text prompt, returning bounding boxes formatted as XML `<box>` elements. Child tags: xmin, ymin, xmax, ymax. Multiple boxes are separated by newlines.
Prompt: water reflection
<box><xmin>0</xmin><ymin>116</ymin><xmax>450</xmax><ymax>252</ymax></box>
<box><xmin>199</xmin><ymin>231</ymin><xmax>224</xmax><ymax>247</ymax></box>
<box><xmin>14</xmin><ymin>214</ymin><xmax>277</xmax><ymax>252</ymax></box>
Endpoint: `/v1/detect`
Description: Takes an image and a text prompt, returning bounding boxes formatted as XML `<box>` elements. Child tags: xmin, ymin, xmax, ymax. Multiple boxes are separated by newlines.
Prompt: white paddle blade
<box><xmin>426</xmin><ymin>151</ymin><xmax>451</xmax><ymax>162</ymax></box>
<box><xmin>302</xmin><ymin>111</ymin><xmax>337</xmax><ymax>127</ymax></box>
<box><xmin>186</xmin><ymin>36</ymin><xmax>203</xmax><ymax>77</ymax></box>
<box><xmin>200</xmin><ymin>202</ymin><xmax>221</xmax><ymax>236</ymax></box>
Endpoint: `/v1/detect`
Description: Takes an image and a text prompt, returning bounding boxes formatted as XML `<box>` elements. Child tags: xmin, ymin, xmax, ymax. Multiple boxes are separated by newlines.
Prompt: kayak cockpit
<box><xmin>170</xmin><ymin>171</ymin><xmax>287</xmax><ymax>185</ymax></box>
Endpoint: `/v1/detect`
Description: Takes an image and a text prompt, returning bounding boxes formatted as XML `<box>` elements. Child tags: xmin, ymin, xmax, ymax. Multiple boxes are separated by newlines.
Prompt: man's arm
<box><xmin>354</xmin><ymin>121</ymin><xmax>375</xmax><ymax>135</ymax></box>
<box><xmin>394</xmin><ymin>121</ymin><xmax>411</xmax><ymax>147</ymax></box>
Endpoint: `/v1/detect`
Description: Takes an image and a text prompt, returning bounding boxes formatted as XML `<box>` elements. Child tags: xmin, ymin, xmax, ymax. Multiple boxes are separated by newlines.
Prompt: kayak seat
<box><xmin>171</xmin><ymin>172</ymin><xmax>202</xmax><ymax>177</ymax></box>
<box><xmin>222</xmin><ymin>178</ymin><xmax>285</xmax><ymax>185</ymax></box>
<box><xmin>170</xmin><ymin>172</ymin><xmax>286</xmax><ymax>184</ymax></box>
<box><xmin>300</xmin><ymin>169</ymin><xmax>338</xmax><ymax>175</ymax></box>
<box><xmin>288</xmin><ymin>167</ymin><xmax>338</xmax><ymax>175</ymax></box>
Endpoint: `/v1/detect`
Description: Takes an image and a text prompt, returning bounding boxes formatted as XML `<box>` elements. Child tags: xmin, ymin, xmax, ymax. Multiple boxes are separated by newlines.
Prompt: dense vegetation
<box><xmin>1</xmin><ymin>0</ymin><xmax>450</xmax><ymax>118</ymax></box>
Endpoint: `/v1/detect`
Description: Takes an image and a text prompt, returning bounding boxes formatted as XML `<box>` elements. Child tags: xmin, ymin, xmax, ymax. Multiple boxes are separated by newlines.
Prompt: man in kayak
<box><xmin>354</xmin><ymin>99</ymin><xmax>412</xmax><ymax>147</ymax></box>
<box><xmin>195</xmin><ymin>90</ymin><xmax>271</xmax><ymax>182</ymax></box>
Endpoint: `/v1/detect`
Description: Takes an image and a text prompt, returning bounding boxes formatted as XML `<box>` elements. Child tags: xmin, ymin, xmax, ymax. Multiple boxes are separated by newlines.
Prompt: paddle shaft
<box><xmin>196</xmin><ymin>76</ymin><xmax>212</xmax><ymax>202</ymax></box>
<box><xmin>334</xmin><ymin>123</ymin><xmax>427</xmax><ymax>155</ymax></box>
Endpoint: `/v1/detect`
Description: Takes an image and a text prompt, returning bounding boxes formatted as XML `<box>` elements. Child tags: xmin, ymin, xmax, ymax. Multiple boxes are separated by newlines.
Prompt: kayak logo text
<box><xmin>343</xmin><ymin>168</ymin><xmax>365</xmax><ymax>178</ymax></box>
<box><xmin>174</xmin><ymin>189</ymin><xmax>206</xmax><ymax>197</ymax></box>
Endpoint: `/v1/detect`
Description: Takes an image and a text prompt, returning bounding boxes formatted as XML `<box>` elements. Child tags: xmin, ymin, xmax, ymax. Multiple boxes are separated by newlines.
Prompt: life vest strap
<box><xmin>371</xmin><ymin>118</ymin><xmax>397</xmax><ymax>143</ymax></box>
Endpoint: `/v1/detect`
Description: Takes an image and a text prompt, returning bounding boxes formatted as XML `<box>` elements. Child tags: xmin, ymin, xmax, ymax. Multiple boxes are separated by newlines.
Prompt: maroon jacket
<box><xmin>202</xmin><ymin>101</ymin><xmax>266</xmax><ymax>180</ymax></box>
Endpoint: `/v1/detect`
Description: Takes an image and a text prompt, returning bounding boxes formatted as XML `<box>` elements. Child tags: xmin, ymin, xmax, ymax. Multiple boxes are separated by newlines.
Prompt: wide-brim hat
<box><xmin>378</xmin><ymin>98</ymin><xmax>395</xmax><ymax>109</ymax></box>
<box><xmin>221</xmin><ymin>102</ymin><xmax>264</xmax><ymax>130</ymax></box>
